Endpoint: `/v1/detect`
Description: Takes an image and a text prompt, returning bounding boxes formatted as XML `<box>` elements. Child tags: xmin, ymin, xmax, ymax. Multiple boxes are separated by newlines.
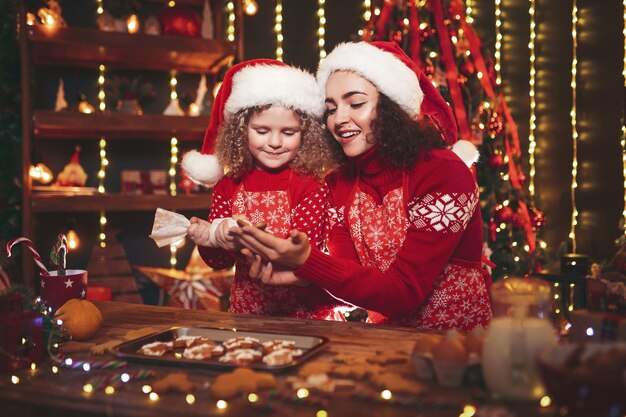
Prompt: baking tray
<box><xmin>114</xmin><ymin>326</ymin><xmax>329</xmax><ymax>373</ymax></box>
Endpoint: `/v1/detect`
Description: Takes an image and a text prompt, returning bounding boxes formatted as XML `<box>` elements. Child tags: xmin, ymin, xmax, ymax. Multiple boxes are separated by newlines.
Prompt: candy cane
<box><xmin>50</xmin><ymin>233</ymin><xmax>67</xmax><ymax>275</ymax></box>
<box><xmin>6</xmin><ymin>237</ymin><xmax>50</xmax><ymax>276</ymax></box>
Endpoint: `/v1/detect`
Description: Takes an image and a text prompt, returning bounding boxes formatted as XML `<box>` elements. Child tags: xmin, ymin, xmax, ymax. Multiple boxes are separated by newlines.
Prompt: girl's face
<box><xmin>247</xmin><ymin>105</ymin><xmax>302</xmax><ymax>171</ymax></box>
<box><xmin>324</xmin><ymin>71</ymin><xmax>379</xmax><ymax>158</ymax></box>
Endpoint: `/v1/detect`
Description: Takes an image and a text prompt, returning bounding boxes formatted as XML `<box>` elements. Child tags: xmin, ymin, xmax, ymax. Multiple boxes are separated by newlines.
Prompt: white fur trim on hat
<box><xmin>224</xmin><ymin>65</ymin><xmax>325</xmax><ymax>118</ymax></box>
<box><xmin>451</xmin><ymin>140</ymin><xmax>479</xmax><ymax>167</ymax></box>
<box><xmin>181</xmin><ymin>150</ymin><xmax>223</xmax><ymax>186</ymax></box>
<box><xmin>317</xmin><ymin>42</ymin><xmax>423</xmax><ymax>117</ymax></box>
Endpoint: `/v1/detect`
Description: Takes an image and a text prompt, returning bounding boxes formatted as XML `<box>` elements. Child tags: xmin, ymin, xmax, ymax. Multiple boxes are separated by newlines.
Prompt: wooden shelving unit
<box><xmin>34</xmin><ymin>111</ymin><xmax>211</xmax><ymax>141</ymax></box>
<box><xmin>28</xmin><ymin>25</ymin><xmax>232</xmax><ymax>74</ymax></box>
<box><xmin>19</xmin><ymin>0</ymin><xmax>239</xmax><ymax>286</ymax></box>
<box><xmin>31</xmin><ymin>193</ymin><xmax>212</xmax><ymax>213</ymax></box>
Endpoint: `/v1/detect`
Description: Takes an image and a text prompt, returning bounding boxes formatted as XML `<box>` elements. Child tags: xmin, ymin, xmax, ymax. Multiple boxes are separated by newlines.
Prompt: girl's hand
<box><xmin>231</xmin><ymin>227</ymin><xmax>311</xmax><ymax>269</ymax></box>
<box><xmin>244</xmin><ymin>250</ymin><xmax>311</xmax><ymax>287</ymax></box>
<box><xmin>187</xmin><ymin>217</ymin><xmax>212</xmax><ymax>246</ymax></box>
<box><xmin>214</xmin><ymin>218</ymin><xmax>240</xmax><ymax>251</ymax></box>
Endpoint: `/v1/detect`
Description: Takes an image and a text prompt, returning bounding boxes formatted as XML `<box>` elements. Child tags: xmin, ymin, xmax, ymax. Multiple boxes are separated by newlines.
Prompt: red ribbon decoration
<box><xmin>375</xmin><ymin>0</ymin><xmax>394</xmax><ymax>41</ymax></box>
<box><xmin>448</xmin><ymin>0</ymin><xmax>534</xmax><ymax>251</ymax></box>
<box><xmin>429</xmin><ymin>0</ymin><xmax>471</xmax><ymax>141</ymax></box>
<box><xmin>408</xmin><ymin>1</ymin><xmax>422</xmax><ymax>67</ymax></box>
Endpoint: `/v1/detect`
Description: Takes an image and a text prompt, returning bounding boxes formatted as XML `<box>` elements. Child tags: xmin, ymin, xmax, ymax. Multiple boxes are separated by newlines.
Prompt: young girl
<box><xmin>182</xmin><ymin>59</ymin><xmax>347</xmax><ymax>320</ymax></box>
<box><xmin>231</xmin><ymin>43</ymin><xmax>492</xmax><ymax>331</ymax></box>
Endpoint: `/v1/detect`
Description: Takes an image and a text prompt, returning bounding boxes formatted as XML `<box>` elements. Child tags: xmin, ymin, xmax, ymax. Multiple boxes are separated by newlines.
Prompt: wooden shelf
<box><xmin>28</xmin><ymin>25</ymin><xmax>233</xmax><ymax>73</ymax></box>
<box><xmin>31</xmin><ymin>193</ymin><xmax>212</xmax><ymax>213</ymax></box>
<box><xmin>33</xmin><ymin>111</ymin><xmax>210</xmax><ymax>140</ymax></box>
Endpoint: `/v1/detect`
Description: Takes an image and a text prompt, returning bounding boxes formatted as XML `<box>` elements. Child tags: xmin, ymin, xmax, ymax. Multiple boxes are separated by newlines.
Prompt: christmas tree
<box><xmin>363</xmin><ymin>0</ymin><xmax>545</xmax><ymax>279</ymax></box>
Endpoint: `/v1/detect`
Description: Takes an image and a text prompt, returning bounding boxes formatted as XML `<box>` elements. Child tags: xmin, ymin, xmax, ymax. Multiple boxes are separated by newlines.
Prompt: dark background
<box><xmin>19</xmin><ymin>0</ymin><xmax>626</xmax><ymax>291</ymax></box>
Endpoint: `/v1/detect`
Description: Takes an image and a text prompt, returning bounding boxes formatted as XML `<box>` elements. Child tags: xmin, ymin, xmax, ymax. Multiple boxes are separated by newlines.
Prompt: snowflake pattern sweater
<box><xmin>294</xmin><ymin>146</ymin><xmax>492</xmax><ymax>330</ymax></box>
<box><xmin>198</xmin><ymin>168</ymin><xmax>347</xmax><ymax>320</ymax></box>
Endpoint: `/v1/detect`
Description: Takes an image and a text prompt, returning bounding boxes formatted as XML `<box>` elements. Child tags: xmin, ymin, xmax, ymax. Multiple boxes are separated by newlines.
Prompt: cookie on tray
<box><xmin>219</xmin><ymin>348</ymin><xmax>263</xmax><ymax>365</ymax></box>
<box><xmin>222</xmin><ymin>336</ymin><xmax>260</xmax><ymax>351</ymax></box>
<box><xmin>262</xmin><ymin>348</ymin><xmax>296</xmax><ymax>366</ymax></box>
<box><xmin>137</xmin><ymin>341</ymin><xmax>171</xmax><ymax>357</ymax></box>
<box><xmin>183</xmin><ymin>343</ymin><xmax>222</xmax><ymax>360</ymax></box>
<box><xmin>262</xmin><ymin>340</ymin><xmax>296</xmax><ymax>354</ymax></box>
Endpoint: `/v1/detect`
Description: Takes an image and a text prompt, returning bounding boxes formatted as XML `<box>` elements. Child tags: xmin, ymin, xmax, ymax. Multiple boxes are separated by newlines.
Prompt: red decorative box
<box><xmin>0</xmin><ymin>294</ymin><xmax>44</xmax><ymax>372</ymax></box>
<box><xmin>121</xmin><ymin>170</ymin><xmax>167</xmax><ymax>195</ymax></box>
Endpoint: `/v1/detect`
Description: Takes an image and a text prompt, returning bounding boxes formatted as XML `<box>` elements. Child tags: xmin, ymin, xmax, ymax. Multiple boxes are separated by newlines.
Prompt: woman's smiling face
<box><xmin>324</xmin><ymin>71</ymin><xmax>379</xmax><ymax>158</ymax></box>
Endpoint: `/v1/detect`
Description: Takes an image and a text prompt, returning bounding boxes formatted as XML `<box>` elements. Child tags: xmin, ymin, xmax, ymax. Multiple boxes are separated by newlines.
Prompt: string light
<box><xmin>528</xmin><ymin>0</ymin><xmax>537</xmax><ymax>202</ymax></box>
<box><xmin>317</xmin><ymin>0</ymin><xmax>326</xmax><ymax>60</ymax></box>
<box><xmin>96</xmin><ymin>0</ymin><xmax>103</xmax><ymax>16</ymax></box>
<box><xmin>275</xmin><ymin>0</ymin><xmax>283</xmax><ymax>61</ymax></box>
<box><xmin>98</xmin><ymin>62</ymin><xmax>108</xmax><ymax>249</ymax></box>
<box><xmin>465</xmin><ymin>0</ymin><xmax>473</xmax><ymax>24</ymax></box>
<box><xmin>569</xmin><ymin>1</ymin><xmax>579</xmax><ymax>253</ymax></box>
<box><xmin>170</xmin><ymin>136</ymin><xmax>178</xmax><ymax>196</ymax></box>
<box><xmin>622</xmin><ymin>0</ymin><xmax>626</xmax><ymax>233</ymax></box>
<box><xmin>494</xmin><ymin>0</ymin><xmax>503</xmax><ymax>85</ymax></box>
<box><xmin>226</xmin><ymin>2</ymin><xmax>235</xmax><ymax>42</ymax></box>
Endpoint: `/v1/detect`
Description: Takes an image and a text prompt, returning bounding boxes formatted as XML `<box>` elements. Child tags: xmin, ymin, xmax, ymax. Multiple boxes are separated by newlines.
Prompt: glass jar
<box><xmin>482</xmin><ymin>277</ymin><xmax>557</xmax><ymax>400</ymax></box>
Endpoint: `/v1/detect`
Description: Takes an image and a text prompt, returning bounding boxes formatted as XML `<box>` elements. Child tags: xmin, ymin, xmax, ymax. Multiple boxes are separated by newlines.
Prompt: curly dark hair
<box><xmin>214</xmin><ymin>105</ymin><xmax>339</xmax><ymax>180</ymax></box>
<box><xmin>372</xmin><ymin>93</ymin><xmax>448</xmax><ymax>166</ymax></box>
<box><xmin>324</xmin><ymin>93</ymin><xmax>448</xmax><ymax>167</ymax></box>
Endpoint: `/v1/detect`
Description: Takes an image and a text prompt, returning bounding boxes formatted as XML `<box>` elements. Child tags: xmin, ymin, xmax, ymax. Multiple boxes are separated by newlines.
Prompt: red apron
<box><xmin>230</xmin><ymin>173</ymin><xmax>345</xmax><ymax>321</ymax></box>
<box><xmin>346</xmin><ymin>170</ymin><xmax>491</xmax><ymax>331</ymax></box>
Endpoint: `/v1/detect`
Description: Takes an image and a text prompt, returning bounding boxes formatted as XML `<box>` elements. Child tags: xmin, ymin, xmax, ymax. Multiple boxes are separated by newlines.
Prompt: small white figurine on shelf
<box><xmin>55</xmin><ymin>78</ymin><xmax>68</xmax><ymax>112</ymax></box>
<box><xmin>188</xmin><ymin>74</ymin><xmax>207</xmax><ymax>116</ymax></box>
<box><xmin>201</xmin><ymin>0</ymin><xmax>214</xmax><ymax>40</ymax></box>
<box><xmin>163</xmin><ymin>97</ymin><xmax>185</xmax><ymax>116</ymax></box>
<box><xmin>55</xmin><ymin>146</ymin><xmax>88</xmax><ymax>187</ymax></box>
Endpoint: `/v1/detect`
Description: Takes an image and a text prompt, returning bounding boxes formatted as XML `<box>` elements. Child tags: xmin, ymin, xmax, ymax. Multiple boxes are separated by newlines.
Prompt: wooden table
<box><xmin>0</xmin><ymin>301</ymin><xmax>575</xmax><ymax>417</ymax></box>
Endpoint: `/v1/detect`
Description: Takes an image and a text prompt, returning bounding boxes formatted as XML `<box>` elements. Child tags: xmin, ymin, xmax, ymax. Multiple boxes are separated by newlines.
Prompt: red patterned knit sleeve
<box><xmin>294</xmin><ymin>158</ymin><xmax>480</xmax><ymax>319</ymax></box>
<box><xmin>198</xmin><ymin>179</ymin><xmax>236</xmax><ymax>270</ymax></box>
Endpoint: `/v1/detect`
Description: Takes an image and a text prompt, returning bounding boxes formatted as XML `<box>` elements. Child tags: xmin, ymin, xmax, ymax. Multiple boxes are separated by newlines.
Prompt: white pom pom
<box><xmin>451</xmin><ymin>140</ymin><xmax>479</xmax><ymax>167</ymax></box>
<box><xmin>181</xmin><ymin>150</ymin><xmax>224</xmax><ymax>187</ymax></box>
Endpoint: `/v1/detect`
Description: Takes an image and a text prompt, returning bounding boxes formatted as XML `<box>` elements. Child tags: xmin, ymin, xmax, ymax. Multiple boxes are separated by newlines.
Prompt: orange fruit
<box><xmin>55</xmin><ymin>299</ymin><xmax>103</xmax><ymax>340</ymax></box>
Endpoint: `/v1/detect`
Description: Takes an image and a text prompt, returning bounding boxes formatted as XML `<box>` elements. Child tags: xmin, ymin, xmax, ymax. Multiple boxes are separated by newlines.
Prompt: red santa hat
<box><xmin>181</xmin><ymin>59</ymin><xmax>325</xmax><ymax>186</ymax></box>
<box><xmin>317</xmin><ymin>41</ymin><xmax>478</xmax><ymax>166</ymax></box>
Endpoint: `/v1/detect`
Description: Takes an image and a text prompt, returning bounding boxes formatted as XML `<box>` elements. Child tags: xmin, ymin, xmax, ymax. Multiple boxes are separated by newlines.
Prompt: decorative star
<box><xmin>81</xmin><ymin>289</ymin><xmax>86</xmax><ymax>298</ymax></box>
<box><xmin>64</xmin><ymin>278</ymin><xmax>73</xmax><ymax>288</ymax></box>
<box><xmin>41</xmin><ymin>280</ymin><xmax>45</xmax><ymax>288</ymax></box>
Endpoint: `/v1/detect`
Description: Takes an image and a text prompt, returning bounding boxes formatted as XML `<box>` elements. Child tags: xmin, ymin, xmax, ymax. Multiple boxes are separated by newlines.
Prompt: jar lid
<box><xmin>490</xmin><ymin>277</ymin><xmax>552</xmax><ymax>307</ymax></box>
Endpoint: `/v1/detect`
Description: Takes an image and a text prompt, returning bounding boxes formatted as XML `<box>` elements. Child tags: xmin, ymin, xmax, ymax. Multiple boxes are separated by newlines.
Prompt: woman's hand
<box><xmin>245</xmin><ymin>250</ymin><xmax>311</xmax><ymax>287</ymax></box>
<box><xmin>231</xmin><ymin>226</ymin><xmax>311</xmax><ymax>269</ymax></box>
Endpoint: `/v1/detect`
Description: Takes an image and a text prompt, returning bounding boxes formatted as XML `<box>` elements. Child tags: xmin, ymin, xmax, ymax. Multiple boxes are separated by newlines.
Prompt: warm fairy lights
<box><xmin>494</xmin><ymin>0</ymin><xmax>502</xmax><ymax>85</ymax></box>
<box><xmin>622</xmin><ymin>0</ymin><xmax>626</xmax><ymax>232</ymax></box>
<box><xmin>98</xmin><ymin>136</ymin><xmax>108</xmax><ymax>193</ymax></box>
<box><xmin>569</xmin><ymin>1</ymin><xmax>579</xmax><ymax>253</ymax></box>
<box><xmin>226</xmin><ymin>2</ymin><xmax>235</xmax><ymax>42</ymax></box>
<box><xmin>216</xmin><ymin>399</ymin><xmax>228</xmax><ymax>409</ymax></box>
<box><xmin>527</xmin><ymin>0</ymin><xmax>537</xmax><ymax>201</ymax></box>
<box><xmin>465</xmin><ymin>0</ymin><xmax>473</xmax><ymax>24</ymax></box>
<box><xmin>358</xmin><ymin>0</ymin><xmax>371</xmax><ymax>38</ymax></box>
<box><xmin>186</xmin><ymin>394</ymin><xmax>196</xmax><ymax>404</ymax></box>
<box><xmin>98</xmin><ymin>62</ymin><xmax>108</xmax><ymax>249</ymax></box>
<box><xmin>317</xmin><ymin>0</ymin><xmax>326</xmax><ymax>60</ymax></box>
<box><xmin>275</xmin><ymin>0</ymin><xmax>284</xmax><ymax>61</ymax></box>
<box><xmin>96</xmin><ymin>0</ymin><xmax>103</xmax><ymax>15</ymax></box>
<box><xmin>170</xmin><ymin>136</ymin><xmax>178</xmax><ymax>196</ymax></box>
<box><xmin>540</xmin><ymin>395</ymin><xmax>552</xmax><ymax>407</ymax></box>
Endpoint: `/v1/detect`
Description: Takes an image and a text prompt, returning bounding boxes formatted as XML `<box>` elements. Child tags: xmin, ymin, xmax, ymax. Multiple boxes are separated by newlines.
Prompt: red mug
<box><xmin>40</xmin><ymin>269</ymin><xmax>88</xmax><ymax>311</ymax></box>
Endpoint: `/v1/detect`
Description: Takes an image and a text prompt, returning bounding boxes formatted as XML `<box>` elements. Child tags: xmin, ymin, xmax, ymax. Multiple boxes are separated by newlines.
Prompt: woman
<box><xmin>231</xmin><ymin>41</ymin><xmax>492</xmax><ymax>331</ymax></box>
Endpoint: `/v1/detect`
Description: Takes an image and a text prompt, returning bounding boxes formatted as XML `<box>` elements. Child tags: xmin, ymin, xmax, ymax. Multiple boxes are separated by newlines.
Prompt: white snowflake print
<box><xmin>408</xmin><ymin>188</ymin><xmax>479</xmax><ymax>233</ymax></box>
<box><xmin>261</xmin><ymin>192</ymin><xmax>276</xmax><ymax>207</ymax></box>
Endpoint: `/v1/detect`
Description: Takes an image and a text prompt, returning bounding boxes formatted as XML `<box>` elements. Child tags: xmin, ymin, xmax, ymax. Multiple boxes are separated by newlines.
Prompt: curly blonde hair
<box><xmin>214</xmin><ymin>105</ymin><xmax>337</xmax><ymax>179</ymax></box>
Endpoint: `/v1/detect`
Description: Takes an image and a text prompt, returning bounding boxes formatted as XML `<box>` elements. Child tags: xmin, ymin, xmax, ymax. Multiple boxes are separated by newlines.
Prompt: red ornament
<box><xmin>512</xmin><ymin>213</ymin><xmax>526</xmax><ymax>229</ymax></box>
<box><xmin>489</xmin><ymin>220</ymin><xmax>497</xmax><ymax>242</ymax></box>
<box><xmin>159</xmin><ymin>6</ymin><xmax>201</xmax><ymax>38</ymax></box>
<box><xmin>488</xmin><ymin>154</ymin><xmax>504</xmax><ymax>169</ymax></box>
<box><xmin>518</xmin><ymin>172</ymin><xmax>527</xmax><ymax>185</ymax></box>
<box><xmin>529</xmin><ymin>208</ymin><xmax>546</xmax><ymax>231</ymax></box>
<box><xmin>495</xmin><ymin>206</ymin><xmax>514</xmax><ymax>223</ymax></box>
